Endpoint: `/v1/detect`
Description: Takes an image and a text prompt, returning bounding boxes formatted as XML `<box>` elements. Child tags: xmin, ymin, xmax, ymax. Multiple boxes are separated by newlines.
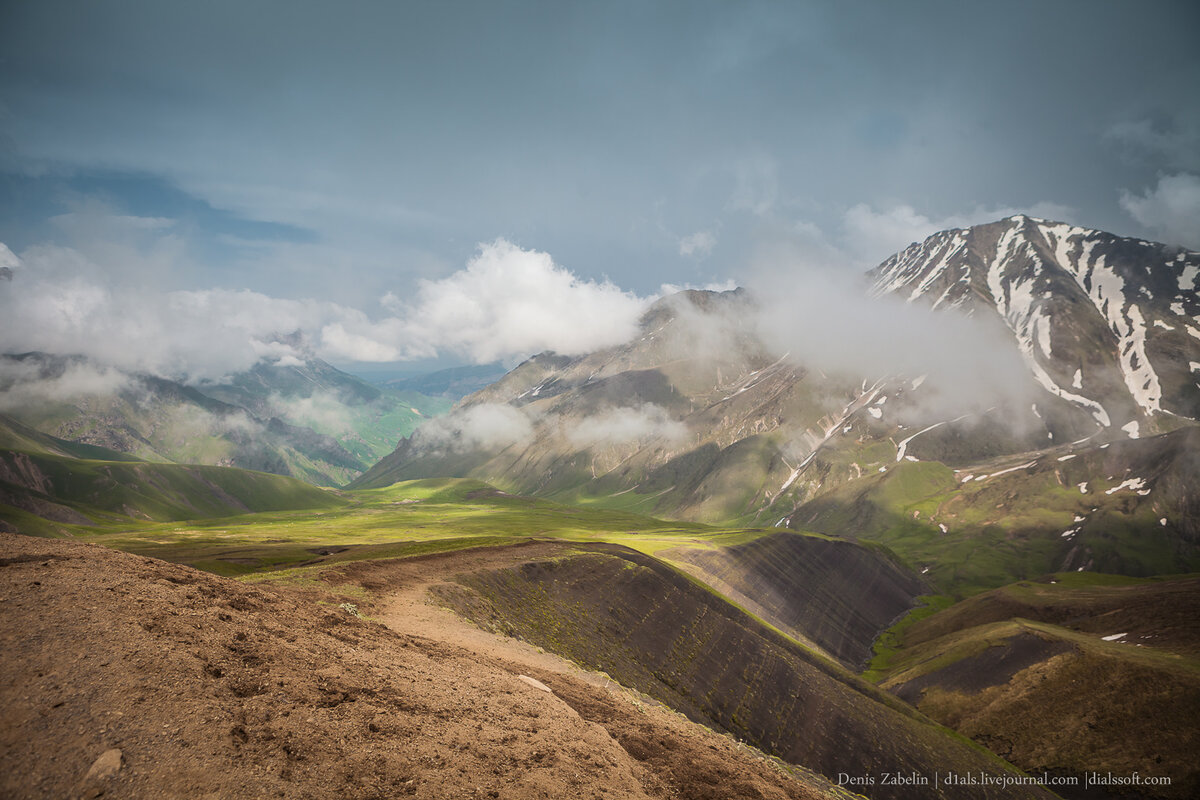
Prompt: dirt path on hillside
<box><xmin>321</xmin><ymin>540</ymin><xmax>847</xmax><ymax>800</ymax></box>
<box><xmin>341</xmin><ymin>542</ymin><xmax>623</xmax><ymax>693</ymax></box>
<box><xmin>1</xmin><ymin>534</ymin><xmax>840</xmax><ymax>800</ymax></box>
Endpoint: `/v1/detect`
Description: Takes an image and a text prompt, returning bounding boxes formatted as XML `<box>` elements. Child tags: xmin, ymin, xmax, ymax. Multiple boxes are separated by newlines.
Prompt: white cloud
<box><xmin>842</xmin><ymin>204</ymin><xmax>934</xmax><ymax>264</ymax></box>
<box><xmin>566</xmin><ymin>403</ymin><xmax>689</xmax><ymax>448</ymax></box>
<box><xmin>394</xmin><ymin>239</ymin><xmax>652</xmax><ymax>364</ymax></box>
<box><xmin>0</xmin><ymin>245</ymin><xmax>349</xmax><ymax>379</ymax></box>
<box><xmin>0</xmin><ymin>243</ymin><xmax>21</xmax><ymax>272</ymax></box>
<box><xmin>0</xmin><ymin>358</ymin><xmax>131</xmax><ymax>411</ymax></box>
<box><xmin>413</xmin><ymin>403</ymin><xmax>534</xmax><ymax>453</ymax></box>
<box><xmin>1119</xmin><ymin>173</ymin><xmax>1200</xmax><ymax>249</ymax></box>
<box><xmin>319</xmin><ymin>319</ymin><xmax>408</xmax><ymax>363</ymax></box>
<box><xmin>0</xmin><ymin>225</ymin><xmax>656</xmax><ymax>380</ymax></box>
<box><xmin>248</xmin><ymin>339</ymin><xmax>307</xmax><ymax>365</ymax></box>
<box><xmin>679</xmin><ymin>230</ymin><xmax>717</xmax><ymax>258</ymax></box>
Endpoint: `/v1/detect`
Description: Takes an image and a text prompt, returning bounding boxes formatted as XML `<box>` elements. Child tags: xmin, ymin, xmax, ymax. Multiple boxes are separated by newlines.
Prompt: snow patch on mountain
<box><xmin>871</xmin><ymin>216</ymin><xmax>1200</xmax><ymax>425</ymax></box>
<box><xmin>1179</xmin><ymin>264</ymin><xmax>1198</xmax><ymax>291</ymax></box>
<box><xmin>895</xmin><ymin>421</ymin><xmax>946</xmax><ymax>462</ymax></box>
<box><xmin>984</xmin><ymin>223</ymin><xmax>1112</xmax><ymax>427</ymax></box>
<box><xmin>1039</xmin><ymin>222</ymin><xmax>1162</xmax><ymax>415</ymax></box>
<box><xmin>1105</xmin><ymin>477</ymin><xmax>1147</xmax><ymax>495</ymax></box>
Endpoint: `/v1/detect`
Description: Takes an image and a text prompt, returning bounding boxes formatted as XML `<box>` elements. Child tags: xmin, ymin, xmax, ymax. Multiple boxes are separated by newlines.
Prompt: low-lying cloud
<box><xmin>566</xmin><ymin>403</ymin><xmax>689</xmax><ymax>448</ymax></box>
<box><xmin>747</xmin><ymin>257</ymin><xmax>1034</xmax><ymax>413</ymax></box>
<box><xmin>0</xmin><ymin>358</ymin><xmax>131</xmax><ymax>411</ymax></box>
<box><xmin>412</xmin><ymin>403</ymin><xmax>534</xmax><ymax>453</ymax></box>
<box><xmin>266</xmin><ymin>390</ymin><xmax>359</xmax><ymax>437</ymax></box>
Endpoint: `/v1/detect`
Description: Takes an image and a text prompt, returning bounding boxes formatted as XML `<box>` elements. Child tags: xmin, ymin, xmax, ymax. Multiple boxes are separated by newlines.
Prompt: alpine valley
<box><xmin>3</xmin><ymin>217</ymin><xmax>1198</xmax><ymax>800</ymax></box>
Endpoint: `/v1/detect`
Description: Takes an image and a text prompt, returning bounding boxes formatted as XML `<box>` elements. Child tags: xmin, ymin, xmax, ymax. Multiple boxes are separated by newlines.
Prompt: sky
<box><xmin>1</xmin><ymin>0</ymin><xmax>1198</xmax><ymax>376</ymax></box>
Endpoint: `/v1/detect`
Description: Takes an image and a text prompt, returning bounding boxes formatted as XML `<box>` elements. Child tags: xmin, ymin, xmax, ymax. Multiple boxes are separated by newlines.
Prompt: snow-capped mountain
<box><xmin>355</xmin><ymin>218</ymin><xmax>1200</xmax><ymax>590</ymax></box>
<box><xmin>870</xmin><ymin>215</ymin><xmax>1200</xmax><ymax>435</ymax></box>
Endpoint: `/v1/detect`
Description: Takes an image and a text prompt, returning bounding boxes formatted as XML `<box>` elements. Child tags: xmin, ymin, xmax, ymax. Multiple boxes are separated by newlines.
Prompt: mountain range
<box><xmin>355</xmin><ymin>216</ymin><xmax>1200</xmax><ymax>594</ymax></box>
<box><xmin>0</xmin><ymin>348</ymin><xmax>450</xmax><ymax>486</ymax></box>
<box><xmin>2</xmin><ymin>216</ymin><xmax>1197</xmax><ymax>799</ymax></box>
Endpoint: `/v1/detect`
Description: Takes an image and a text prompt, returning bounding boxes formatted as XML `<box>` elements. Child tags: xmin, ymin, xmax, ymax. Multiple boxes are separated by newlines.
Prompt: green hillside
<box><xmin>0</xmin><ymin>415</ymin><xmax>346</xmax><ymax>536</ymax></box>
<box><xmin>1</xmin><ymin>353</ymin><xmax>450</xmax><ymax>486</ymax></box>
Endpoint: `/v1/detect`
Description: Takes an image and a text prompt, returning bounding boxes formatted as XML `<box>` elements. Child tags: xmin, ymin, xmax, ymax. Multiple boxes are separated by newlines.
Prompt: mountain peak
<box><xmin>870</xmin><ymin>220</ymin><xmax>1200</xmax><ymax>429</ymax></box>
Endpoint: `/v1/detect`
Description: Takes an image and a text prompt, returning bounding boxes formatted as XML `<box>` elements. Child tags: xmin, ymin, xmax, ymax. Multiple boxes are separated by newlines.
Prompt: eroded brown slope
<box><xmin>0</xmin><ymin>534</ymin><xmax>845</xmax><ymax>800</ymax></box>
<box><xmin>896</xmin><ymin>575</ymin><xmax>1200</xmax><ymax>658</ymax></box>
<box><xmin>662</xmin><ymin>532</ymin><xmax>928</xmax><ymax>668</ymax></box>
<box><xmin>879</xmin><ymin>623</ymin><xmax>1200</xmax><ymax>800</ymax></box>
<box><xmin>431</xmin><ymin>544</ymin><xmax>1056</xmax><ymax>800</ymax></box>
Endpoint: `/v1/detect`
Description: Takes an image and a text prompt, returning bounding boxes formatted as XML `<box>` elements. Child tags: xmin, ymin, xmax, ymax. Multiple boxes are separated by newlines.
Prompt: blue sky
<box><xmin>1</xmin><ymin>0</ymin><xmax>1197</xmax><ymax>373</ymax></box>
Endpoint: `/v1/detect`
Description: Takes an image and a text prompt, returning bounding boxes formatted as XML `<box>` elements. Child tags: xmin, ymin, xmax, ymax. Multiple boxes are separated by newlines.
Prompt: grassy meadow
<box><xmin>51</xmin><ymin>477</ymin><xmax>756</xmax><ymax>578</ymax></box>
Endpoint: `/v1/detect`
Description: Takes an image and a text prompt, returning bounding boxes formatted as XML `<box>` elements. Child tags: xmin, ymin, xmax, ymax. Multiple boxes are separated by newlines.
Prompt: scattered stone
<box><xmin>517</xmin><ymin>674</ymin><xmax>552</xmax><ymax>693</ymax></box>
<box><xmin>78</xmin><ymin>748</ymin><xmax>122</xmax><ymax>797</ymax></box>
<box><xmin>84</xmin><ymin>749</ymin><xmax>122</xmax><ymax>782</ymax></box>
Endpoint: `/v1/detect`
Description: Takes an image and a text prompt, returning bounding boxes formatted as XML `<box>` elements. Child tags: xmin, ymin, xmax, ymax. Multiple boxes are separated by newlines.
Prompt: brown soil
<box><xmin>890</xmin><ymin>633</ymin><xmax>1074</xmax><ymax>703</ymax></box>
<box><xmin>0</xmin><ymin>533</ymin><xmax>847</xmax><ymax>800</ymax></box>
<box><xmin>417</xmin><ymin>545</ymin><xmax>1057</xmax><ymax>800</ymax></box>
<box><xmin>901</xmin><ymin>577</ymin><xmax>1200</xmax><ymax>659</ymax></box>
<box><xmin>882</xmin><ymin>627</ymin><xmax>1200</xmax><ymax>799</ymax></box>
<box><xmin>662</xmin><ymin>533</ymin><xmax>927</xmax><ymax>668</ymax></box>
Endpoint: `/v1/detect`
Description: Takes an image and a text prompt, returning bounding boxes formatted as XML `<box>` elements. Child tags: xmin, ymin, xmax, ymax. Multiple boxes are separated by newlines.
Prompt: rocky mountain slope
<box><xmin>433</xmin><ymin>544</ymin><xmax>1055</xmax><ymax>800</ymax></box>
<box><xmin>354</xmin><ymin>219</ymin><xmax>1200</xmax><ymax>594</ymax></box>
<box><xmin>870</xmin><ymin>215</ymin><xmax>1200</xmax><ymax>434</ymax></box>
<box><xmin>661</xmin><ymin>532</ymin><xmax>928</xmax><ymax>668</ymax></box>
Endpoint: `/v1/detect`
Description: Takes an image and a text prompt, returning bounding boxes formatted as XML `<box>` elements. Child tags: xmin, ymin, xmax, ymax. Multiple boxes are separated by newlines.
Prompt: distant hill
<box><xmin>870</xmin><ymin>572</ymin><xmax>1200</xmax><ymax>798</ymax></box>
<box><xmin>381</xmin><ymin>362</ymin><xmax>509</xmax><ymax>398</ymax></box>
<box><xmin>0</xmin><ymin>412</ymin><xmax>344</xmax><ymax>536</ymax></box>
<box><xmin>0</xmin><ymin>352</ymin><xmax>450</xmax><ymax>486</ymax></box>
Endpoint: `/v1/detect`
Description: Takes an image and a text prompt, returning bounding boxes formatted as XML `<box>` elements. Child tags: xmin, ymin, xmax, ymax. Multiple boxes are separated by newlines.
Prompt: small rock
<box><xmin>78</xmin><ymin>748</ymin><xmax>122</xmax><ymax>797</ymax></box>
<box><xmin>517</xmin><ymin>674</ymin><xmax>552</xmax><ymax>694</ymax></box>
<box><xmin>85</xmin><ymin>749</ymin><xmax>122</xmax><ymax>782</ymax></box>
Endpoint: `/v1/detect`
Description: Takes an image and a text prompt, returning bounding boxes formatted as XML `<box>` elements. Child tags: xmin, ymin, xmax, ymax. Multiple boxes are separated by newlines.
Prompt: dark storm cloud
<box><xmin>0</xmin><ymin>0</ymin><xmax>1196</xmax><ymax>357</ymax></box>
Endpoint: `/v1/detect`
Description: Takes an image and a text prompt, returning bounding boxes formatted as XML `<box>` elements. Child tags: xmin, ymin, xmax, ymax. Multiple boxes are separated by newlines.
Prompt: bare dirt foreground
<box><xmin>0</xmin><ymin>534</ymin><xmax>852</xmax><ymax>800</ymax></box>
